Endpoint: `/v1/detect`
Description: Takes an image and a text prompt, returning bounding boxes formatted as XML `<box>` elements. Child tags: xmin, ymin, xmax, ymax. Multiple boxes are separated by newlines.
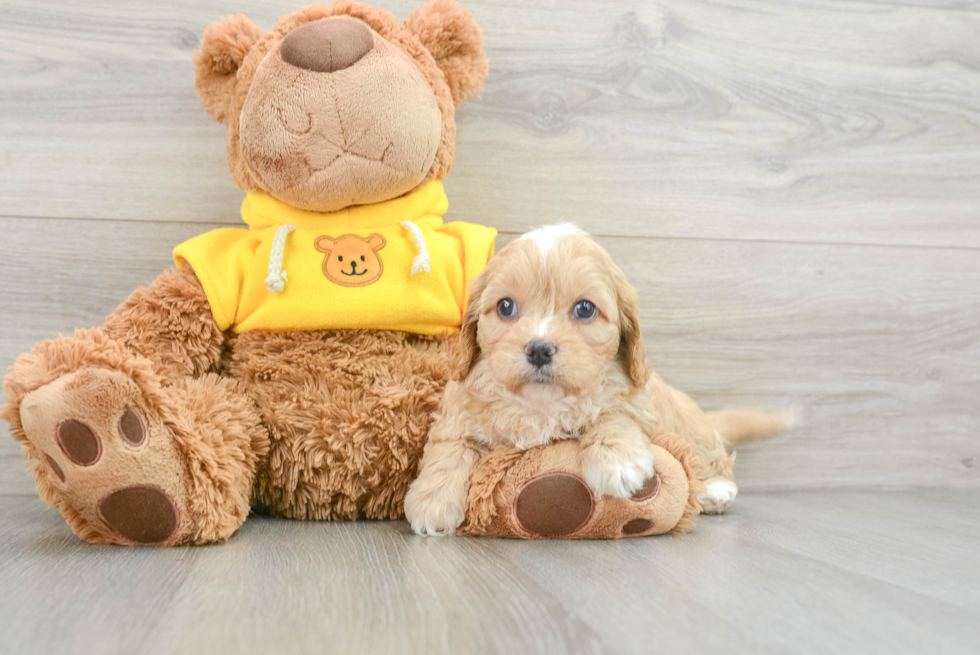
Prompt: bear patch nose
<box><xmin>280</xmin><ymin>16</ymin><xmax>374</xmax><ymax>73</ymax></box>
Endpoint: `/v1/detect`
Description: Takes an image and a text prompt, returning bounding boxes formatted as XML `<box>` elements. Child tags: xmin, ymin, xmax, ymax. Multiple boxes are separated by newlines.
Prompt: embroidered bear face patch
<box><xmin>314</xmin><ymin>234</ymin><xmax>386</xmax><ymax>287</ymax></box>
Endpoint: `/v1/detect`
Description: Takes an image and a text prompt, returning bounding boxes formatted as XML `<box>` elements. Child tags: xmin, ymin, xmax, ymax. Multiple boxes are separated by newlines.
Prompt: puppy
<box><xmin>405</xmin><ymin>224</ymin><xmax>791</xmax><ymax>536</ymax></box>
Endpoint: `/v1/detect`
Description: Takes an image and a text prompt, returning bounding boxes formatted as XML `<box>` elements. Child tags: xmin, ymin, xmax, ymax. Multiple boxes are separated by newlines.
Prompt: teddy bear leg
<box><xmin>3</xmin><ymin>328</ymin><xmax>268</xmax><ymax>546</ymax></box>
<box><xmin>102</xmin><ymin>267</ymin><xmax>226</xmax><ymax>379</ymax></box>
<box><xmin>8</xmin><ymin>359</ymin><xmax>266</xmax><ymax>545</ymax></box>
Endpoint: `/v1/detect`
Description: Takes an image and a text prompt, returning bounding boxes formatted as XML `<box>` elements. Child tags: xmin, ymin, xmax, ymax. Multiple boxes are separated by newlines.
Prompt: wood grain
<box><xmin>1</xmin><ymin>491</ymin><xmax>978</xmax><ymax>655</ymax></box>
<box><xmin>2</xmin><ymin>0</ymin><xmax>980</xmax><ymax>495</ymax></box>
<box><xmin>2</xmin><ymin>219</ymin><xmax>978</xmax><ymax>495</ymax></box>
<box><xmin>1</xmin><ymin>0</ymin><xmax>979</xmax><ymax>247</ymax></box>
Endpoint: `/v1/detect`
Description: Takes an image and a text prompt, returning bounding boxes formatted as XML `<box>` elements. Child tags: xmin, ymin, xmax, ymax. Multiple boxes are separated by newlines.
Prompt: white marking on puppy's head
<box><xmin>533</xmin><ymin>313</ymin><xmax>555</xmax><ymax>338</ymax></box>
<box><xmin>519</xmin><ymin>223</ymin><xmax>587</xmax><ymax>258</ymax></box>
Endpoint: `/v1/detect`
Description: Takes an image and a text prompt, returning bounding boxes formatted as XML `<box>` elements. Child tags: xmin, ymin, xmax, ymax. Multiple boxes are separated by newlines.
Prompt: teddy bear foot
<box><xmin>19</xmin><ymin>368</ymin><xmax>191</xmax><ymax>545</ymax></box>
<box><xmin>461</xmin><ymin>432</ymin><xmax>704</xmax><ymax>539</ymax></box>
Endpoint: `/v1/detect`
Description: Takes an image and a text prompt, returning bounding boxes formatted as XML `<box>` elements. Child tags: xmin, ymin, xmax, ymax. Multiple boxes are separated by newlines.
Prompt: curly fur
<box><xmin>103</xmin><ymin>268</ymin><xmax>225</xmax><ymax>379</ymax></box>
<box><xmin>226</xmin><ymin>329</ymin><xmax>455</xmax><ymax>520</ymax></box>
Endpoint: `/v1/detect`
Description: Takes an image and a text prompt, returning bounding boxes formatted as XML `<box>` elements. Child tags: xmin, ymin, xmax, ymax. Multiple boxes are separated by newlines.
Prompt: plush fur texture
<box><xmin>226</xmin><ymin>329</ymin><xmax>455</xmax><ymax>520</ymax></box>
<box><xmin>3</xmin><ymin>324</ymin><xmax>267</xmax><ymax>545</ymax></box>
<box><xmin>405</xmin><ymin>226</ymin><xmax>790</xmax><ymax>536</ymax></box>
<box><xmin>103</xmin><ymin>267</ymin><xmax>225</xmax><ymax>379</ymax></box>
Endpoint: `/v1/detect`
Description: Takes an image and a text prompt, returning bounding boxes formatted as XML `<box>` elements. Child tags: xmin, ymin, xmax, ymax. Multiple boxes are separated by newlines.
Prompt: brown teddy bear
<box><xmin>2</xmin><ymin>0</ymin><xmax>699</xmax><ymax>546</ymax></box>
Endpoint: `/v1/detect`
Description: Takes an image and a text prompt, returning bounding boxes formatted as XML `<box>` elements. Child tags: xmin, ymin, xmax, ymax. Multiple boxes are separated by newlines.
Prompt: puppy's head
<box><xmin>457</xmin><ymin>224</ymin><xmax>651</xmax><ymax>395</ymax></box>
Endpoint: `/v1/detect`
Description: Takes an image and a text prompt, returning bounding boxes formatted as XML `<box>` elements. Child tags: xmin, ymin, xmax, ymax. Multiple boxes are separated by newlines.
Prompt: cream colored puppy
<box><xmin>405</xmin><ymin>225</ymin><xmax>790</xmax><ymax>536</ymax></box>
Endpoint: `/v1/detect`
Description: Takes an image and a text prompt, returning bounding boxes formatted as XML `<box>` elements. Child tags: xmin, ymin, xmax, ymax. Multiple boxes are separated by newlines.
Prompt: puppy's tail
<box><xmin>708</xmin><ymin>408</ymin><xmax>796</xmax><ymax>447</ymax></box>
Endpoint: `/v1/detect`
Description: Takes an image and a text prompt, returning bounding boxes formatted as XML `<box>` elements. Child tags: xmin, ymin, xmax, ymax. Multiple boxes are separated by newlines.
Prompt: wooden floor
<box><xmin>0</xmin><ymin>490</ymin><xmax>977</xmax><ymax>655</ymax></box>
<box><xmin>2</xmin><ymin>1</ymin><xmax>979</xmax><ymax>653</ymax></box>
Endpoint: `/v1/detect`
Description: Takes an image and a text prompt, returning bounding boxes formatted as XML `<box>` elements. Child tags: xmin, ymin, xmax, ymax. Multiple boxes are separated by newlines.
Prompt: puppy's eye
<box><xmin>496</xmin><ymin>298</ymin><xmax>518</xmax><ymax>320</ymax></box>
<box><xmin>573</xmin><ymin>300</ymin><xmax>596</xmax><ymax>321</ymax></box>
<box><xmin>360</xmin><ymin>255</ymin><xmax>365</xmax><ymax>262</ymax></box>
<box><xmin>338</xmin><ymin>256</ymin><xmax>344</xmax><ymax>262</ymax></box>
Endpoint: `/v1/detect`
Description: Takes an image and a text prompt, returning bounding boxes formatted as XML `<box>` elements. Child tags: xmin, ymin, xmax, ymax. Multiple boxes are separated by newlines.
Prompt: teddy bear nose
<box><xmin>280</xmin><ymin>17</ymin><xmax>374</xmax><ymax>73</ymax></box>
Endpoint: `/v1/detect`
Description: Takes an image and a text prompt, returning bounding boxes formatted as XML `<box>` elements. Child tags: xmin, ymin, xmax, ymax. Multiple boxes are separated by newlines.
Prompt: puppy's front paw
<box><xmin>404</xmin><ymin>485</ymin><xmax>466</xmax><ymax>537</ymax></box>
<box><xmin>582</xmin><ymin>442</ymin><xmax>655</xmax><ymax>499</ymax></box>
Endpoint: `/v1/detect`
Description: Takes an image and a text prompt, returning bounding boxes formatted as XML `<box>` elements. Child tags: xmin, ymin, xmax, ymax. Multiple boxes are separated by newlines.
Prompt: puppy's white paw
<box><xmin>697</xmin><ymin>478</ymin><xmax>738</xmax><ymax>515</ymax></box>
<box><xmin>404</xmin><ymin>485</ymin><xmax>466</xmax><ymax>537</ymax></box>
<box><xmin>582</xmin><ymin>442</ymin><xmax>655</xmax><ymax>499</ymax></box>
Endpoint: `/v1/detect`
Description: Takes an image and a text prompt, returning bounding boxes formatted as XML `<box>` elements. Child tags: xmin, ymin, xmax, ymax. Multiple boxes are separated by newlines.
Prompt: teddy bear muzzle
<box><xmin>280</xmin><ymin>16</ymin><xmax>374</xmax><ymax>74</ymax></box>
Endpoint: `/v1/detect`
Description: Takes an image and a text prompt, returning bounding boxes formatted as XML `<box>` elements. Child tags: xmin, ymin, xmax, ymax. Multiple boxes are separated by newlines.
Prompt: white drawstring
<box><xmin>400</xmin><ymin>220</ymin><xmax>431</xmax><ymax>275</ymax></box>
<box><xmin>265</xmin><ymin>224</ymin><xmax>297</xmax><ymax>292</ymax></box>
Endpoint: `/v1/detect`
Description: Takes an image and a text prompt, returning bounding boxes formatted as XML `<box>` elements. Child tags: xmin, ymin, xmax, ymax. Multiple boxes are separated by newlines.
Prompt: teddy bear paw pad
<box><xmin>98</xmin><ymin>485</ymin><xmax>180</xmax><ymax>544</ymax></box>
<box><xmin>514</xmin><ymin>473</ymin><xmax>594</xmax><ymax>537</ymax></box>
<box><xmin>622</xmin><ymin>518</ymin><xmax>653</xmax><ymax>535</ymax></box>
<box><xmin>18</xmin><ymin>368</ymin><xmax>189</xmax><ymax>545</ymax></box>
<box><xmin>507</xmin><ymin>469</ymin><xmax>669</xmax><ymax>539</ymax></box>
<box><xmin>629</xmin><ymin>472</ymin><xmax>661</xmax><ymax>502</ymax></box>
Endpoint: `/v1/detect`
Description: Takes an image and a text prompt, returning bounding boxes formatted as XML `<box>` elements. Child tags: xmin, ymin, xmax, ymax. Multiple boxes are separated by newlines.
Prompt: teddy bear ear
<box><xmin>405</xmin><ymin>0</ymin><xmax>488</xmax><ymax>106</ymax></box>
<box><xmin>193</xmin><ymin>15</ymin><xmax>264</xmax><ymax>123</ymax></box>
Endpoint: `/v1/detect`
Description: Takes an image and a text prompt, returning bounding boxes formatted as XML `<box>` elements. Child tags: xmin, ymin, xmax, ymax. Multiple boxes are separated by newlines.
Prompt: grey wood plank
<box><xmin>0</xmin><ymin>496</ymin><xmax>199</xmax><ymax>655</ymax></box>
<box><xmin>727</xmin><ymin>491</ymin><xmax>980</xmax><ymax>608</ymax></box>
<box><xmin>2</xmin><ymin>218</ymin><xmax>979</xmax><ymax>493</ymax></box>
<box><xmin>1</xmin><ymin>492</ymin><xmax>978</xmax><ymax>655</ymax></box>
<box><xmin>2</xmin><ymin>0</ymin><xmax>979</xmax><ymax>247</ymax></box>
<box><xmin>475</xmin><ymin>495</ymin><xmax>980</xmax><ymax>655</ymax></box>
<box><xmin>0</xmin><ymin>446</ymin><xmax>32</xmax><ymax>496</ymax></box>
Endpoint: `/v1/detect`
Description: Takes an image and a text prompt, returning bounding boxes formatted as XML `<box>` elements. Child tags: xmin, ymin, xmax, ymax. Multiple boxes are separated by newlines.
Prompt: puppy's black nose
<box><xmin>525</xmin><ymin>340</ymin><xmax>556</xmax><ymax>368</ymax></box>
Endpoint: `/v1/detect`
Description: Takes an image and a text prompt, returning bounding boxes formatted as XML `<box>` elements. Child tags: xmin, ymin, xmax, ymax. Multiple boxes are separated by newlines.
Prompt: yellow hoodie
<box><xmin>173</xmin><ymin>181</ymin><xmax>496</xmax><ymax>335</ymax></box>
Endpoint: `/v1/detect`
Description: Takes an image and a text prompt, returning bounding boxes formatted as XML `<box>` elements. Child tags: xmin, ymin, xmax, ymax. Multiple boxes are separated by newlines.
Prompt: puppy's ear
<box><xmin>405</xmin><ymin>0</ymin><xmax>488</xmax><ymax>106</ymax></box>
<box><xmin>454</xmin><ymin>265</ymin><xmax>490</xmax><ymax>381</ymax></box>
<box><xmin>616</xmin><ymin>274</ymin><xmax>652</xmax><ymax>389</ymax></box>
<box><xmin>194</xmin><ymin>15</ymin><xmax>264</xmax><ymax>123</ymax></box>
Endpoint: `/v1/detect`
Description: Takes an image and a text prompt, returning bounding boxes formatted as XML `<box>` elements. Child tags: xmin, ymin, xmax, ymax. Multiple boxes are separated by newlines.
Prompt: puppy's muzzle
<box><xmin>525</xmin><ymin>340</ymin><xmax>556</xmax><ymax>368</ymax></box>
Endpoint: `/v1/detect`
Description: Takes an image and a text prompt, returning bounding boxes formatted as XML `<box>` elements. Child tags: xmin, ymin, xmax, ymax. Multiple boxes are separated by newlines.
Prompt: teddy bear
<box><xmin>2</xmin><ymin>0</ymin><xmax>700</xmax><ymax>546</ymax></box>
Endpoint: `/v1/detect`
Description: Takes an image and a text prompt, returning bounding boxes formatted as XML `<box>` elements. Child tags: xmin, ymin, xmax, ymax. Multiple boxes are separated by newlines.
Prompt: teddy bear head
<box><xmin>194</xmin><ymin>0</ymin><xmax>488</xmax><ymax>213</ymax></box>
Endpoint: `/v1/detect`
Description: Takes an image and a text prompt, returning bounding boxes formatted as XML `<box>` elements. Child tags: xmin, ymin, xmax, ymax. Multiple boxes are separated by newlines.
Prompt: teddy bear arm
<box><xmin>103</xmin><ymin>267</ymin><xmax>226</xmax><ymax>379</ymax></box>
